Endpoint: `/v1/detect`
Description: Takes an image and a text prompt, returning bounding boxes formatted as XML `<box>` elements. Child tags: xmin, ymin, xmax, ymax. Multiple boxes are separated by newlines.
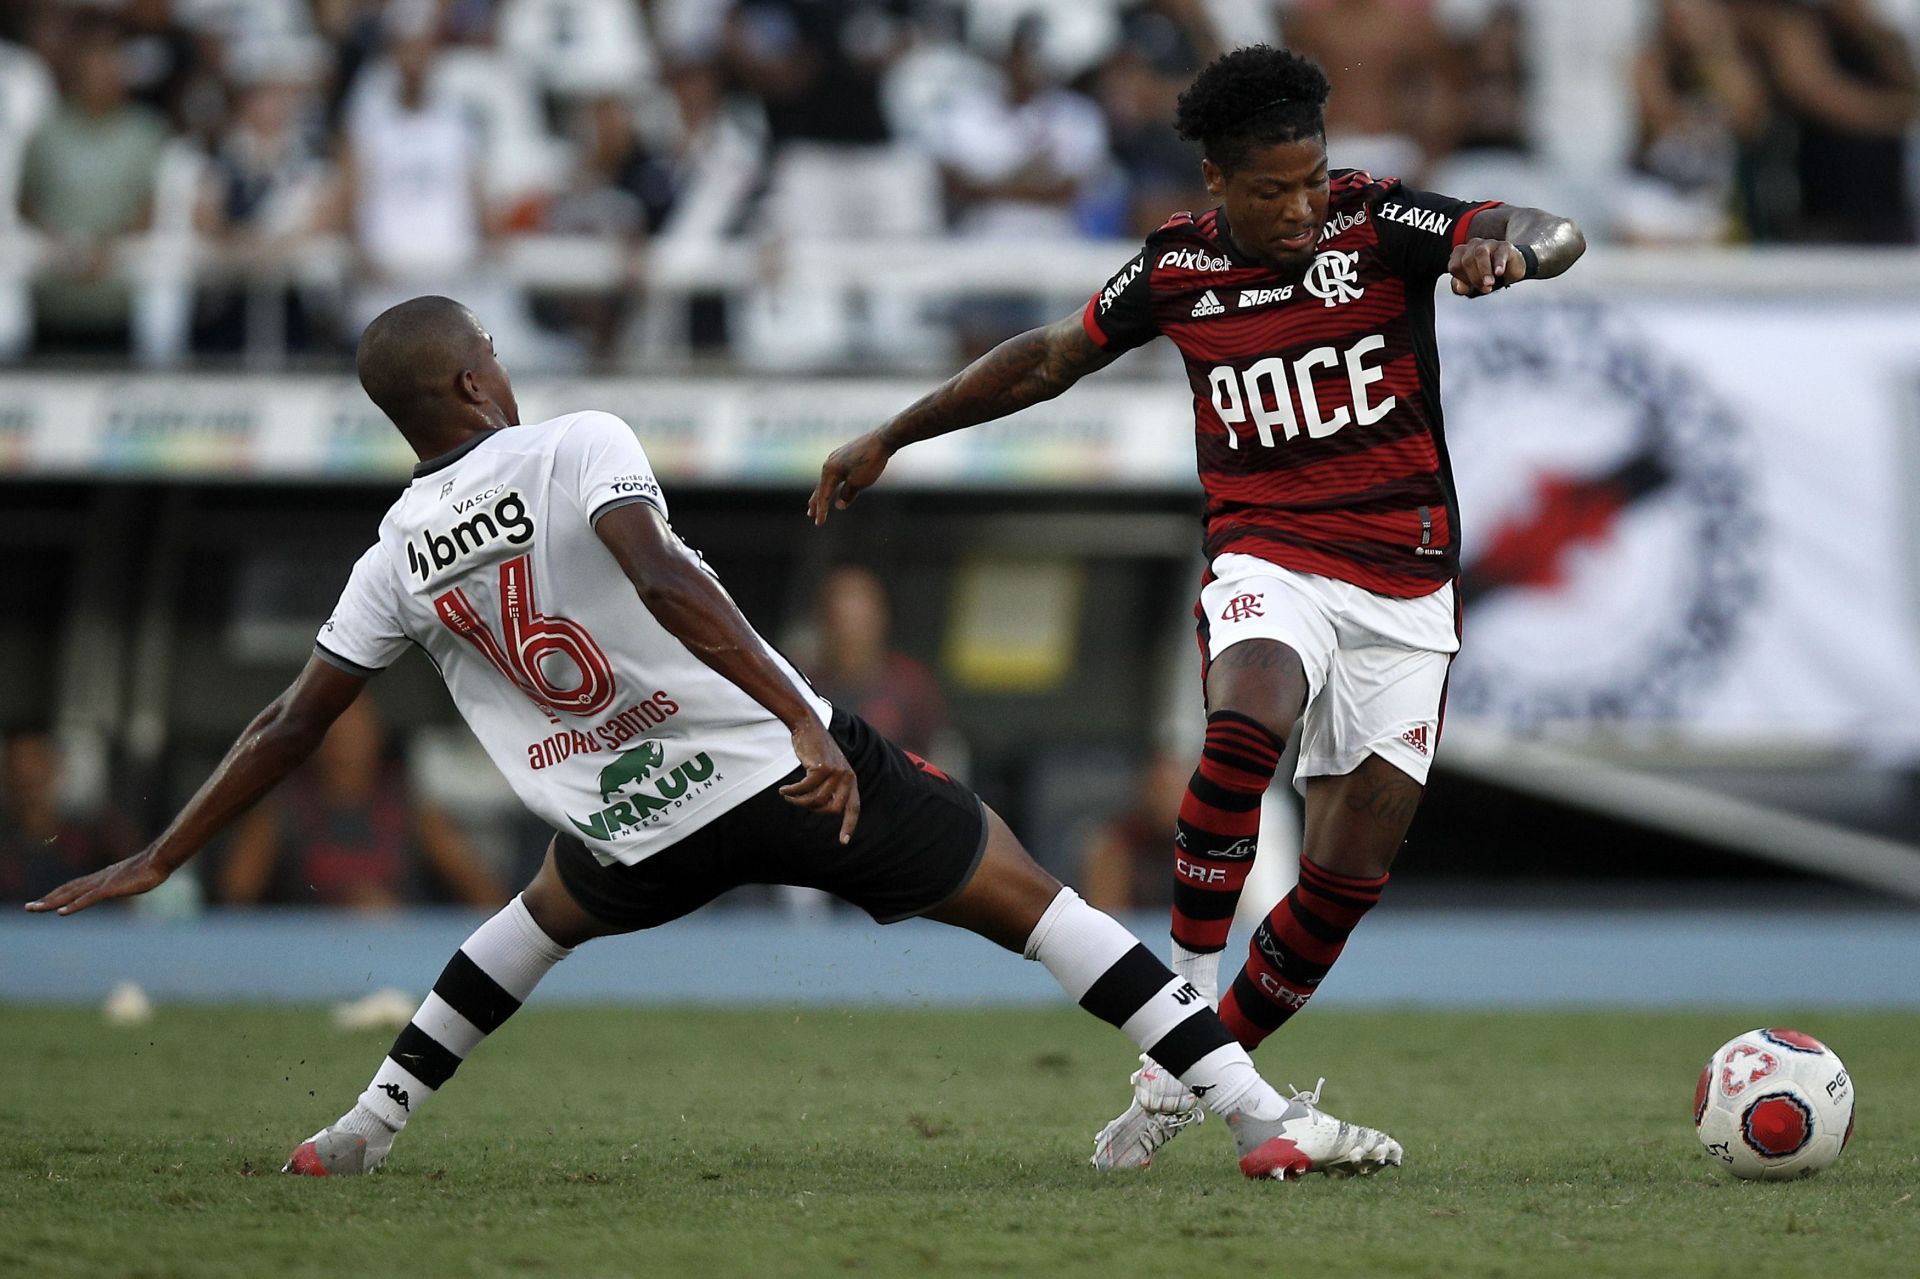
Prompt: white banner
<box><xmin>1438</xmin><ymin>299</ymin><xmax>1920</xmax><ymax>762</ymax></box>
<box><xmin>3</xmin><ymin>294</ymin><xmax>1918</xmax><ymax>758</ymax></box>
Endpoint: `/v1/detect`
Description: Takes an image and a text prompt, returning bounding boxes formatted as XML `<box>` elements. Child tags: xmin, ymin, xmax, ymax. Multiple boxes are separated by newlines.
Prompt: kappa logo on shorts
<box><xmin>1220</xmin><ymin>592</ymin><xmax>1265</xmax><ymax>623</ymax></box>
<box><xmin>1401</xmin><ymin>725</ymin><xmax>1431</xmax><ymax>756</ymax></box>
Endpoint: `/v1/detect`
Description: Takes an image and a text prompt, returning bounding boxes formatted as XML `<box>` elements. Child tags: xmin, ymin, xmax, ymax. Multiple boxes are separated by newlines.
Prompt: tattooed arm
<box><xmin>1447</xmin><ymin>204</ymin><xmax>1587</xmax><ymax>297</ymax></box>
<box><xmin>808</xmin><ymin>312</ymin><xmax>1120</xmax><ymax>524</ymax></box>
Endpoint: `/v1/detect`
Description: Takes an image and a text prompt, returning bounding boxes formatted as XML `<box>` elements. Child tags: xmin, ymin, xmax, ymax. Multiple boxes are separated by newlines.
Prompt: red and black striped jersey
<box><xmin>1081</xmin><ymin>170</ymin><xmax>1500</xmax><ymax>598</ymax></box>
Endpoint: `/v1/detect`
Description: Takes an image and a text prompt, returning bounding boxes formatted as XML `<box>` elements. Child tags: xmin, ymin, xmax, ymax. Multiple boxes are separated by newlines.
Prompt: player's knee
<box><xmin>1206</xmin><ymin>642</ymin><xmax>1308</xmax><ymax>745</ymax></box>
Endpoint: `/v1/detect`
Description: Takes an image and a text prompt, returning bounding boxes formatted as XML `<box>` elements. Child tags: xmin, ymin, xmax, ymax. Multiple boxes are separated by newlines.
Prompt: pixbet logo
<box><xmin>1304</xmin><ymin>251</ymin><xmax>1366</xmax><ymax>307</ymax></box>
<box><xmin>1318</xmin><ymin>208</ymin><xmax>1368</xmax><ymax>242</ymax></box>
<box><xmin>1158</xmin><ymin>247</ymin><xmax>1233</xmax><ymax>272</ymax></box>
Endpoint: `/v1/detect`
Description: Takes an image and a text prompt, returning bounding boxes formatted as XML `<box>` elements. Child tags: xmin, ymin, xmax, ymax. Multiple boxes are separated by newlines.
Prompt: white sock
<box><xmin>1023</xmin><ymin>887</ymin><xmax>1284</xmax><ymax>1118</ymax></box>
<box><xmin>351</xmin><ymin>894</ymin><xmax>572</xmax><ymax>1132</ymax></box>
<box><xmin>1171</xmin><ymin>939</ymin><xmax>1221</xmax><ymax>1008</ymax></box>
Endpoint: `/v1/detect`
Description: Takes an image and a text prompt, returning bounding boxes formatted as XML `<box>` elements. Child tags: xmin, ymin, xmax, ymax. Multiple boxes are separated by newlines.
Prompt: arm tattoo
<box><xmin>879</xmin><ymin>316</ymin><xmax>1118</xmax><ymax>450</ymax></box>
<box><xmin>1498</xmin><ymin>206</ymin><xmax>1586</xmax><ymax>279</ymax></box>
<box><xmin>1212</xmin><ymin>641</ymin><xmax>1298</xmax><ymax>671</ymax></box>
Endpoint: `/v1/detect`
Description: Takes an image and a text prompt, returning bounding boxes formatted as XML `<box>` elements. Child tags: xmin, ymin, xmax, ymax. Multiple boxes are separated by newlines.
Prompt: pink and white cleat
<box><xmin>1225</xmin><ymin>1080</ymin><xmax>1404</xmax><ymax>1181</ymax></box>
<box><xmin>282</xmin><ymin>1125</ymin><xmax>388</xmax><ymax>1177</ymax></box>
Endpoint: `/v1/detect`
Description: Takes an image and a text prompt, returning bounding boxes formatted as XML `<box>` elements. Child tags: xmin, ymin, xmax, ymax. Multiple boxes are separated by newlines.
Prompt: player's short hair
<box><xmin>356</xmin><ymin>295</ymin><xmax>484</xmax><ymax>424</ymax></box>
<box><xmin>1175</xmin><ymin>45</ymin><xmax>1330</xmax><ymax>174</ymax></box>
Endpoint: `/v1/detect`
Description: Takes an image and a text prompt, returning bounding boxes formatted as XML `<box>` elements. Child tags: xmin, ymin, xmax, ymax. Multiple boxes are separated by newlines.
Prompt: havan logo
<box><xmin>568</xmin><ymin>741</ymin><xmax>722</xmax><ymax>841</ymax></box>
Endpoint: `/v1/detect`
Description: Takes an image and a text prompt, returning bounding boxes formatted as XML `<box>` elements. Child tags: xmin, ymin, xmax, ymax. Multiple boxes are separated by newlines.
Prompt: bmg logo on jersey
<box><xmin>406</xmin><ymin>489</ymin><xmax>535</xmax><ymax>582</ymax></box>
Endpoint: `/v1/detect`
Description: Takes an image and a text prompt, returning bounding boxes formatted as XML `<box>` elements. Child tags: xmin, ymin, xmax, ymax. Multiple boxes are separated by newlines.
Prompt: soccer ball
<box><xmin>1693</xmin><ymin>1028</ymin><xmax>1854</xmax><ymax>1180</ymax></box>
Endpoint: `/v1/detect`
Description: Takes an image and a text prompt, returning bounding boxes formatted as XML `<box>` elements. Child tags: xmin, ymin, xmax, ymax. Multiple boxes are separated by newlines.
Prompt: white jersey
<box><xmin>317</xmin><ymin>412</ymin><xmax>831</xmax><ymax>866</ymax></box>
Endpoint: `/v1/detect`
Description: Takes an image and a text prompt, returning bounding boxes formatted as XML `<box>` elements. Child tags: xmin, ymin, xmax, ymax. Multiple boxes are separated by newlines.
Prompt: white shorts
<box><xmin>1199</xmin><ymin>554</ymin><xmax>1459</xmax><ymax>787</ymax></box>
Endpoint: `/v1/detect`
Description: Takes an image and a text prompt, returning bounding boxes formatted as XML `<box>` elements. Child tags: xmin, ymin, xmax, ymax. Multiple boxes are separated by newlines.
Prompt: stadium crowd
<box><xmin>1</xmin><ymin>0</ymin><xmax>1915</xmax><ymax>367</ymax></box>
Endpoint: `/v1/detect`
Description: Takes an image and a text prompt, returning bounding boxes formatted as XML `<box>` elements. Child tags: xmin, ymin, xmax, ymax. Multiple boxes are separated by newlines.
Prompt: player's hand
<box><xmin>809</xmin><ymin>430</ymin><xmax>894</xmax><ymax>526</ymax></box>
<box><xmin>1447</xmin><ymin>238</ymin><xmax>1527</xmax><ymax>297</ymax></box>
<box><xmin>781</xmin><ymin>718</ymin><xmax>862</xmax><ymax>844</ymax></box>
<box><xmin>25</xmin><ymin>849</ymin><xmax>171</xmax><ymax>916</ymax></box>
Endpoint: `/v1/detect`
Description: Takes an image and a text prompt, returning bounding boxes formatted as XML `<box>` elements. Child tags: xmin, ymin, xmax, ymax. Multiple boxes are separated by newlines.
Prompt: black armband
<box><xmin>1516</xmin><ymin>242</ymin><xmax>1539</xmax><ymax>279</ymax></box>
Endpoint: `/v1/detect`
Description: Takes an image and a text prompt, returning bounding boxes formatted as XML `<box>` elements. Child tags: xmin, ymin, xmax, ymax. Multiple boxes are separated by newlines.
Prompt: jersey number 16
<box><xmin>434</xmin><ymin>554</ymin><xmax>618</xmax><ymax>721</ymax></box>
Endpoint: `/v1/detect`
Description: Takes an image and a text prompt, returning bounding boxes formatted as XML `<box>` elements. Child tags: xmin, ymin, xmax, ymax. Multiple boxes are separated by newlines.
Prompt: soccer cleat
<box><xmin>1090</xmin><ymin>1100</ymin><xmax>1205</xmax><ymax>1171</ymax></box>
<box><xmin>282</xmin><ymin>1125</ymin><xmax>387</xmax><ymax>1177</ymax></box>
<box><xmin>1132</xmin><ymin>1053</ymin><xmax>1199</xmax><ymax>1115</ymax></box>
<box><xmin>1225</xmin><ymin>1079</ymin><xmax>1404</xmax><ymax>1181</ymax></box>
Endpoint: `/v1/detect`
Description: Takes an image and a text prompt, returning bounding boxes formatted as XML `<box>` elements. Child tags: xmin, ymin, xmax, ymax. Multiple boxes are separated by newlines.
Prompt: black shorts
<box><xmin>551</xmin><ymin>710</ymin><xmax>988</xmax><ymax>930</ymax></box>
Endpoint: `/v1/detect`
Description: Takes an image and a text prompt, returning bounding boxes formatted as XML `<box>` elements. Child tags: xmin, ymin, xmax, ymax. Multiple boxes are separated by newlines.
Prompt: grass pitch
<box><xmin>1</xmin><ymin>1005</ymin><xmax>1916</xmax><ymax>1278</ymax></box>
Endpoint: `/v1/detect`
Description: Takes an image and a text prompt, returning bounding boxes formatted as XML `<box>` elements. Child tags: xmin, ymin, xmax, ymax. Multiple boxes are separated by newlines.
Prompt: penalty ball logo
<box><xmin>1718</xmin><ymin>1043</ymin><xmax>1779</xmax><ymax>1098</ymax></box>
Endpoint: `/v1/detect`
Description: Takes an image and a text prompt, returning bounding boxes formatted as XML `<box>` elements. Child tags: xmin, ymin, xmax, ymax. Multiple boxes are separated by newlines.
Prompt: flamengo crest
<box><xmin>1304</xmin><ymin>251</ymin><xmax>1365</xmax><ymax>308</ymax></box>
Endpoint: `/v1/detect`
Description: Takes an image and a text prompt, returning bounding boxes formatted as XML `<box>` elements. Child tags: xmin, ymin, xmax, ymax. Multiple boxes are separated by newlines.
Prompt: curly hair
<box><xmin>1174</xmin><ymin>45</ymin><xmax>1331</xmax><ymax>173</ymax></box>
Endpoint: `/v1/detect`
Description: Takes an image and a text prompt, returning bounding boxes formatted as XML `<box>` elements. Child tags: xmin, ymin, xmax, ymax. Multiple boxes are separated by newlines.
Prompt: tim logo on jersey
<box><xmin>406</xmin><ymin>489</ymin><xmax>535</xmax><ymax>583</ymax></box>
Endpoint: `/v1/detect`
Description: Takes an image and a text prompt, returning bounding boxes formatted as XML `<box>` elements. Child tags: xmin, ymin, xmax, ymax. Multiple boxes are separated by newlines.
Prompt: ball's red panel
<box><xmin>1694</xmin><ymin>1060</ymin><xmax>1712</xmax><ymax>1125</ymax></box>
<box><xmin>1741</xmin><ymin>1093</ymin><xmax>1814</xmax><ymax>1158</ymax></box>
<box><xmin>1760</xmin><ymin>1028</ymin><xmax>1827</xmax><ymax>1054</ymax></box>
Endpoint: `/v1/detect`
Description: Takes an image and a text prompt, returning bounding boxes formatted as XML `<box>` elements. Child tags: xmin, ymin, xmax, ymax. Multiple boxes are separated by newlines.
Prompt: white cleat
<box><xmin>1131</xmin><ymin>1053</ymin><xmax>1198</xmax><ymax>1115</ymax></box>
<box><xmin>1225</xmin><ymin>1080</ymin><xmax>1404</xmax><ymax>1181</ymax></box>
<box><xmin>1091</xmin><ymin>1056</ymin><xmax>1206</xmax><ymax>1170</ymax></box>
<box><xmin>282</xmin><ymin>1124</ymin><xmax>390</xmax><ymax>1177</ymax></box>
<box><xmin>1091</xmin><ymin>1100</ymin><xmax>1205</xmax><ymax>1171</ymax></box>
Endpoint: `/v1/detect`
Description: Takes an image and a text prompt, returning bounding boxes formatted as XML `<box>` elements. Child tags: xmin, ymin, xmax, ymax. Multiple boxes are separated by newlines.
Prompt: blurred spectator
<box><xmin>805</xmin><ymin>565</ymin><xmax>948</xmax><ymax>759</ymax></box>
<box><xmin>1738</xmin><ymin>0</ymin><xmax>1918</xmax><ymax>244</ymax></box>
<box><xmin>932</xmin><ymin>16</ymin><xmax>1114</xmax><ymax>240</ymax></box>
<box><xmin>1279</xmin><ymin>0</ymin><xmax>1460</xmax><ymax>178</ymax></box>
<box><xmin>335</xmin><ymin>3</ymin><xmax>492</xmax><ymax>313</ymax></box>
<box><xmin>0</xmin><ymin>731</ymin><xmax>138</xmax><ymax>905</ymax></box>
<box><xmin>191</xmin><ymin>39</ymin><xmax>337</xmax><ymax>352</ymax></box>
<box><xmin>217</xmin><ymin>698</ymin><xmax>508</xmax><ymax>910</ymax></box>
<box><xmin>1623</xmin><ymin>0</ymin><xmax>1770</xmax><ymax>245</ymax></box>
<box><xmin>539</xmin><ymin>92</ymin><xmax>678</xmax><ymax>361</ymax></box>
<box><xmin>726</xmin><ymin>0</ymin><xmax>944</xmax><ymax>367</ymax></box>
<box><xmin>1451</xmin><ymin>1</ymin><xmax>1530</xmax><ymax>155</ymax></box>
<box><xmin>1078</xmin><ymin>750</ymin><xmax>1189</xmax><ymax>913</ymax></box>
<box><xmin>496</xmin><ymin>0</ymin><xmax>657</xmax><ymax>99</ymax></box>
<box><xmin>930</xmin><ymin>16</ymin><xmax>1114</xmax><ymax>351</ymax></box>
<box><xmin>17</xmin><ymin>17</ymin><xmax>171</xmax><ymax>355</ymax></box>
<box><xmin>723</xmin><ymin>0</ymin><xmax>905</xmax><ymax>146</ymax></box>
<box><xmin>1096</xmin><ymin>9</ymin><xmax>1212</xmax><ymax>237</ymax></box>
<box><xmin>333</xmin><ymin>0</ymin><xmax>566</xmax><ymax>364</ymax></box>
<box><xmin>121</xmin><ymin>0</ymin><xmax>227</xmax><ymax>145</ymax></box>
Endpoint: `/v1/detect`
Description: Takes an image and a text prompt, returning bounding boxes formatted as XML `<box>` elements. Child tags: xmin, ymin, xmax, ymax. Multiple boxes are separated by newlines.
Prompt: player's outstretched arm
<box><xmin>1446</xmin><ymin>205</ymin><xmax>1586</xmax><ymax>298</ymax></box>
<box><xmin>595</xmin><ymin>502</ymin><xmax>861</xmax><ymax>842</ymax></box>
<box><xmin>809</xmin><ymin>311</ymin><xmax>1120</xmax><ymax>525</ymax></box>
<box><xmin>25</xmin><ymin>658</ymin><xmax>367</xmax><ymax>915</ymax></box>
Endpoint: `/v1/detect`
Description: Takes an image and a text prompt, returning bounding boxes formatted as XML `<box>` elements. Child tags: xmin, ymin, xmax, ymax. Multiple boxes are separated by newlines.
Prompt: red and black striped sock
<box><xmin>1169</xmin><ymin>711</ymin><xmax>1285</xmax><ymax>956</ymax></box>
<box><xmin>1218</xmin><ymin>857</ymin><xmax>1388</xmax><ymax>1049</ymax></box>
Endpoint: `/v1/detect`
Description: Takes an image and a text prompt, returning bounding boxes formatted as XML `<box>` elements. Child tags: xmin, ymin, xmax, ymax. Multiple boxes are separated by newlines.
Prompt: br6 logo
<box><xmin>1206</xmin><ymin>335</ymin><xmax>1396</xmax><ymax>448</ymax></box>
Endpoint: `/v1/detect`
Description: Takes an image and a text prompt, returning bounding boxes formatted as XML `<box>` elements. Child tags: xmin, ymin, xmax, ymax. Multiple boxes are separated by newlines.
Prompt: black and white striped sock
<box><xmin>1023</xmin><ymin>887</ymin><xmax>1282</xmax><ymax>1117</ymax></box>
<box><xmin>347</xmin><ymin>894</ymin><xmax>572</xmax><ymax>1134</ymax></box>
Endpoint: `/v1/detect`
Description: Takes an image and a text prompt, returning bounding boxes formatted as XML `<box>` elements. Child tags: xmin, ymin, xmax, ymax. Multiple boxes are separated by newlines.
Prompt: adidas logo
<box><xmin>1190</xmin><ymin>289</ymin><xmax>1225</xmax><ymax>317</ymax></box>
<box><xmin>1401</xmin><ymin>724</ymin><xmax>1430</xmax><ymax>756</ymax></box>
